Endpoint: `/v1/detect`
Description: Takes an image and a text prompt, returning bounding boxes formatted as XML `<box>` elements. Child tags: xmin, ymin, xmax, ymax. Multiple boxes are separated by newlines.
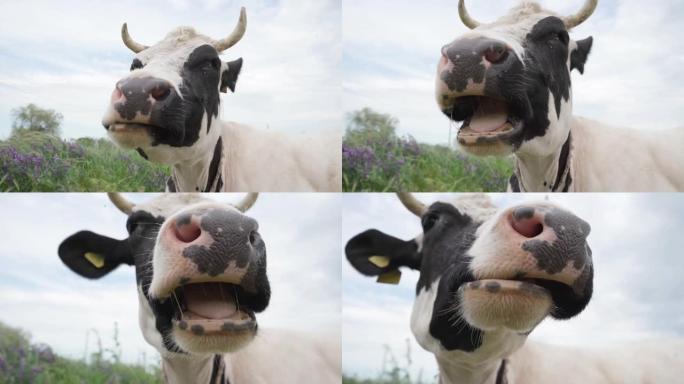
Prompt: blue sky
<box><xmin>343</xmin><ymin>193</ymin><xmax>684</xmax><ymax>379</ymax></box>
<box><xmin>0</xmin><ymin>0</ymin><xmax>341</xmax><ymax>140</ymax></box>
<box><xmin>0</xmin><ymin>193</ymin><xmax>341</xmax><ymax>366</ymax></box>
<box><xmin>343</xmin><ymin>0</ymin><xmax>684</xmax><ymax>143</ymax></box>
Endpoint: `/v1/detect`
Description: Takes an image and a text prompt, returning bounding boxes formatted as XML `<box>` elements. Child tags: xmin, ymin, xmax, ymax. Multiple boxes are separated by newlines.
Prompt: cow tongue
<box><xmin>184</xmin><ymin>283</ymin><xmax>237</xmax><ymax>320</ymax></box>
<box><xmin>468</xmin><ymin>98</ymin><xmax>508</xmax><ymax>133</ymax></box>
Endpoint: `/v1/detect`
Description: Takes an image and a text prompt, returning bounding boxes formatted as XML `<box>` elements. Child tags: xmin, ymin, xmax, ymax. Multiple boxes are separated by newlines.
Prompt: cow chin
<box><xmin>458</xmin><ymin>279</ymin><xmax>552</xmax><ymax>333</ymax></box>
<box><xmin>107</xmin><ymin>123</ymin><xmax>155</xmax><ymax>149</ymax></box>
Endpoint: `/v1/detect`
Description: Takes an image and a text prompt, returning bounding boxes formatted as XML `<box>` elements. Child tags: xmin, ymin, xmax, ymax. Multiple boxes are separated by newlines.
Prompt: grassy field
<box><xmin>343</xmin><ymin>109</ymin><xmax>513</xmax><ymax>192</ymax></box>
<box><xmin>0</xmin><ymin>131</ymin><xmax>169</xmax><ymax>192</ymax></box>
<box><xmin>0</xmin><ymin>320</ymin><xmax>161</xmax><ymax>384</ymax></box>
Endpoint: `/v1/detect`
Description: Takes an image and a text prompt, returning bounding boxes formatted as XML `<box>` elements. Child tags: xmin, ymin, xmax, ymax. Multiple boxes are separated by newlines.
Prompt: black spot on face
<box><xmin>512</xmin><ymin>206</ymin><xmax>535</xmax><ymax>221</ymax></box>
<box><xmin>182</xmin><ymin>209</ymin><xmax>259</xmax><ymax>277</ymax></box>
<box><xmin>521</xmin><ymin>208</ymin><xmax>591</xmax><ymax>275</ymax></box>
<box><xmin>130</xmin><ymin>58</ymin><xmax>144</xmax><ymax>71</ymax></box>
<box><xmin>126</xmin><ymin>210</ymin><xmax>187</xmax><ymax>353</ymax></box>
<box><xmin>485</xmin><ymin>281</ymin><xmax>501</xmax><ymax>293</ymax></box>
<box><xmin>191</xmin><ymin>324</ymin><xmax>205</xmax><ymax>335</ymax></box>
<box><xmin>413</xmin><ymin>202</ymin><xmax>486</xmax><ymax>352</ymax></box>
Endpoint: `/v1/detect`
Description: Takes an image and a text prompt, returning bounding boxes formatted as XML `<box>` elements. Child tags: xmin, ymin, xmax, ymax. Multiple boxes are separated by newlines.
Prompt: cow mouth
<box><xmin>106</xmin><ymin>122</ymin><xmax>161</xmax><ymax>133</ymax></box>
<box><xmin>461</xmin><ymin>277</ymin><xmax>579</xmax><ymax>317</ymax></box>
<box><xmin>170</xmin><ymin>282</ymin><xmax>257</xmax><ymax>335</ymax></box>
<box><xmin>445</xmin><ymin>96</ymin><xmax>524</xmax><ymax>146</ymax></box>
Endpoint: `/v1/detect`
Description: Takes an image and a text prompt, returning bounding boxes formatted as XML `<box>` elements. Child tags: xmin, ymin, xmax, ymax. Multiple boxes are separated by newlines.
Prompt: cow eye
<box><xmin>211</xmin><ymin>58</ymin><xmax>221</xmax><ymax>70</ymax></box>
<box><xmin>422</xmin><ymin>213</ymin><xmax>439</xmax><ymax>232</ymax></box>
<box><xmin>557</xmin><ymin>31</ymin><xmax>569</xmax><ymax>45</ymax></box>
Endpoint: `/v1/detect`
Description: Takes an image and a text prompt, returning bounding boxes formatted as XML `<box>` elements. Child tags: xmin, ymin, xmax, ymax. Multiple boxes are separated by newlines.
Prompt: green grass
<box><xmin>0</xmin><ymin>130</ymin><xmax>169</xmax><ymax>192</ymax></box>
<box><xmin>343</xmin><ymin>108</ymin><xmax>514</xmax><ymax>192</ymax></box>
<box><xmin>0</xmin><ymin>320</ymin><xmax>161</xmax><ymax>384</ymax></box>
<box><xmin>343</xmin><ymin>140</ymin><xmax>513</xmax><ymax>192</ymax></box>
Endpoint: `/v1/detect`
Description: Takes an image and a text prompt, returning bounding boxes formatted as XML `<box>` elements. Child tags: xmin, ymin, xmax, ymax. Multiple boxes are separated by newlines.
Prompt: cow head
<box><xmin>346</xmin><ymin>193</ymin><xmax>593</xmax><ymax>364</ymax></box>
<box><xmin>102</xmin><ymin>8</ymin><xmax>247</xmax><ymax>164</ymax></box>
<box><xmin>58</xmin><ymin>193</ymin><xmax>269</xmax><ymax>357</ymax></box>
<box><xmin>436</xmin><ymin>0</ymin><xmax>595</xmax><ymax>157</ymax></box>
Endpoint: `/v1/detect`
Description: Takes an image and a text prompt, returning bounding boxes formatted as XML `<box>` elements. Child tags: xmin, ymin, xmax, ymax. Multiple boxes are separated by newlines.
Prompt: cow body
<box><xmin>59</xmin><ymin>193</ymin><xmax>340</xmax><ymax>383</ymax></box>
<box><xmin>346</xmin><ymin>193</ymin><xmax>684</xmax><ymax>384</ymax></box>
<box><xmin>103</xmin><ymin>8</ymin><xmax>341</xmax><ymax>192</ymax></box>
<box><xmin>163</xmin><ymin>121</ymin><xmax>341</xmax><ymax>192</ymax></box>
<box><xmin>435</xmin><ymin>0</ymin><xmax>684</xmax><ymax>192</ymax></box>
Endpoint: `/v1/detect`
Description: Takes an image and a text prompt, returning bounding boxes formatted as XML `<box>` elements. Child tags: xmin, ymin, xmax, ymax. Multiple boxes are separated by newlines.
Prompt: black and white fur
<box><xmin>58</xmin><ymin>193</ymin><xmax>339</xmax><ymax>384</ymax></box>
<box><xmin>346</xmin><ymin>193</ymin><xmax>684</xmax><ymax>384</ymax></box>
<box><xmin>102</xmin><ymin>8</ymin><xmax>341</xmax><ymax>192</ymax></box>
<box><xmin>436</xmin><ymin>1</ymin><xmax>684</xmax><ymax>192</ymax></box>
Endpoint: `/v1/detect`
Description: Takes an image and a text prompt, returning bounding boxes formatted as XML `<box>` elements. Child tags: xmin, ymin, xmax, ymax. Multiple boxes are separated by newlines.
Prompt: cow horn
<box><xmin>397</xmin><ymin>192</ymin><xmax>427</xmax><ymax>217</ymax></box>
<box><xmin>563</xmin><ymin>0</ymin><xmax>598</xmax><ymax>29</ymax></box>
<box><xmin>108</xmin><ymin>193</ymin><xmax>134</xmax><ymax>215</ymax></box>
<box><xmin>234</xmin><ymin>192</ymin><xmax>258</xmax><ymax>212</ymax></box>
<box><xmin>458</xmin><ymin>0</ymin><xmax>480</xmax><ymax>29</ymax></box>
<box><xmin>214</xmin><ymin>7</ymin><xmax>247</xmax><ymax>52</ymax></box>
<box><xmin>121</xmin><ymin>23</ymin><xmax>149</xmax><ymax>53</ymax></box>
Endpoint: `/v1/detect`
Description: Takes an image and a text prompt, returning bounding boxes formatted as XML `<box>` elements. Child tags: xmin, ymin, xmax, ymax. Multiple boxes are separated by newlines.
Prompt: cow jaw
<box><xmin>171</xmin><ymin>281</ymin><xmax>258</xmax><ymax>353</ymax></box>
<box><xmin>459</xmin><ymin>279</ymin><xmax>552</xmax><ymax>333</ymax></box>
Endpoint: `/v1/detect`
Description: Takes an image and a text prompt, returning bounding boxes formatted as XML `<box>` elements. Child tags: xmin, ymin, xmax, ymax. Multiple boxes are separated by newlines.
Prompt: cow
<box><xmin>58</xmin><ymin>193</ymin><xmax>340</xmax><ymax>383</ymax></box>
<box><xmin>435</xmin><ymin>0</ymin><xmax>684</xmax><ymax>192</ymax></box>
<box><xmin>345</xmin><ymin>193</ymin><xmax>684</xmax><ymax>384</ymax></box>
<box><xmin>102</xmin><ymin>7</ymin><xmax>341</xmax><ymax>192</ymax></box>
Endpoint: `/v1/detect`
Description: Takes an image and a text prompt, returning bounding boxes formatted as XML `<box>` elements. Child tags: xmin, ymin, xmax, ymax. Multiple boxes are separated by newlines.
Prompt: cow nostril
<box><xmin>510</xmin><ymin>210</ymin><xmax>544</xmax><ymax>238</ymax></box>
<box><xmin>483</xmin><ymin>45</ymin><xmax>508</xmax><ymax>64</ymax></box>
<box><xmin>174</xmin><ymin>221</ymin><xmax>201</xmax><ymax>243</ymax></box>
<box><xmin>150</xmin><ymin>86</ymin><xmax>171</xmax><ymax>101</ymax></box>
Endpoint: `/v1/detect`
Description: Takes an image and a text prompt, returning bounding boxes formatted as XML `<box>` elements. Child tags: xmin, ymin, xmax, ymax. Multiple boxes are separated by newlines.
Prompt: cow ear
<box><xmin>220</xmin><ymin>58</ymin><xmax>243</xmax><ymax>93</ymax></box>
<box><xmin>58</xmin><ymin>231</ymin><xmax>133</xmax><ymax>279</ymax></box>
<box><xmin>345</xmin><ymin>229</ymin><xmax>422</xmax><ymax>279</ymax></box>
<box><xmin>570</xmin><ymin>36</ymin><xmax>593</xmax><ymax>74</ymax></box>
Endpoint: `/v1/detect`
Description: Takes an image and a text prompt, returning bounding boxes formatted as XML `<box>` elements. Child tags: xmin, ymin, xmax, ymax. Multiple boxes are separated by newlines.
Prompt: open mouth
<box><xmin>448</xmin><ymin>96</ymin><xmax>524</xmax><ymax>146</ymax></box>
<box><xmin>170</xmin><ymin>282</ymin><xmax>257</xmax><ymax>336</ymax></box>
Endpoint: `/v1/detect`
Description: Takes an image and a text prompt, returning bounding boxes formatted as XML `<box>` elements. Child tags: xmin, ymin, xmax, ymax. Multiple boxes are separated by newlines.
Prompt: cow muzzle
<box><xmin>102</xmin><ymin>76</ymin><xmax>182</xmax><ymax>147</ymax></box>
<box><xmin>461</xmin><ymin>203</ymin><xmax>593</xmax><ymax>331</ymax></box>
<box><xmin>149</xmin><ymin>204</ymin><xmax>270</xmax><ymax>345</ymax></box>
<box><xmin>436</xmin><ymin>37</ymin><xmax>529</xmax><ymax>153</ymax></box>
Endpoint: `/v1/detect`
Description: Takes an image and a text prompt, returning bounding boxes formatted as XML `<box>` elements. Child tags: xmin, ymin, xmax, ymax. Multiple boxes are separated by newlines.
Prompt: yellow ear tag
<box><xmin>376</xmin><ymin>269</ymin><xmax>401</xmax><ymax>285</ymax></box>
<box><xmin>84</xmin><ymin>252</ymin><xmax>105</xmax><ymax>269</ymax></box>
<box><xmin>368</xmin><ymin>255</ymin><xmax>390</xmax><ymax>268</ymax></box>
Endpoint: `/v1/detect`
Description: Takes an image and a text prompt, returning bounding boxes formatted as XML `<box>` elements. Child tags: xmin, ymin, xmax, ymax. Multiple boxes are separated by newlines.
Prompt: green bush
<box><xmin>0</xmin><ymin>130</ymin><xmax>169</xmax><ymax>192</ymax></box>
<box><xmin>343</xmin><ymin>108</ymin><xmax>514</xmax><ymax>192</ymax></box>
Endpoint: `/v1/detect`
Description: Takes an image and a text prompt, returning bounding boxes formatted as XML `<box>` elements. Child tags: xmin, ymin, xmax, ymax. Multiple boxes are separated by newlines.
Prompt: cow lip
<box><xmin>106</xmin><ymin>122</ymin><xmax>162</xmax><ymax>132</ymax></box>
<box><xmin>170</xmin><ymin>282</ymin><xmax>257</xmax><ymax>334</ymax></box>
<box><xmin>462</xmin><ymin>277</ymin><xmax>575</xmax><ymax>309</ymax></box>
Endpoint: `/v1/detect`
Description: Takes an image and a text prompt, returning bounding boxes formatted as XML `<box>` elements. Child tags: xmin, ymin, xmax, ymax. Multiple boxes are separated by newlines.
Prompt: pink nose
<box><xmin>110</xmin><ymin>86</ymin><xmax>124</xmax><ymax>104</ymax></box>
<box><xmin>173</xmin><ymin>219</ymin><xmax>202</xmax><ymax>243</ymax></box>
<box><xmin>509</xmin><ymin>207</ymin><xmax>544</xmax><ymax>238</ymax></box>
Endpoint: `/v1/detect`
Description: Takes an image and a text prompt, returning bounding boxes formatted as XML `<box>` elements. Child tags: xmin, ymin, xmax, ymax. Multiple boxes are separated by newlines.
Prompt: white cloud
<box><xmin>0</xmin><ymin>193</ymin><xmax>341</xmax><ymax>365</ymax></box>
<box><xmin>0</xmin><ymin>0</ymin><xmax>341</xmax><ymax>139</ymax></box>
<box><xmin>342</xmin><ymin>193</ymin><xmax>684</xmax><ymax>378</ymax></box>
<box><xmin>342</xmin><ymin>0</ymin><xmax>684</xmax><ymax>144</ymax></box>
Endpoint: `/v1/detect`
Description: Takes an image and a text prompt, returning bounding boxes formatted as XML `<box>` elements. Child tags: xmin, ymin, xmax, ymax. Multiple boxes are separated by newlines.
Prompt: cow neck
<box><xmin>513</xmin><ymin>132</ymin><xmax>573</xmax><ymax>192</ymax></box>
<box><xmin>168</xmin><ymin>136</ymin><xmax>225</xmax><ymax>192</ymax></box>
<box><xmin>436</xmin><ymin>357</ymin><xmax>508</xmax><ymax>384</ymax></box>
<box><xmin>161</xmin><ymin>353</ymin><xmax>227</xmax><ymax>384</ymax></box>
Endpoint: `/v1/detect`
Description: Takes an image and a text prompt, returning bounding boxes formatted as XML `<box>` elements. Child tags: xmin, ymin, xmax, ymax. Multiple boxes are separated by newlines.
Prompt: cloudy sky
<box><xmin>0</xmin><ymin>0</ymin><xmax>340</xmax><ymax>140</ymax></box>
<box><xmin>343</xmin><ymin>0</ymin><xmax>684</xmax><ymax>144</ymax></box>
<box><xmin>0</xmin><ymin>193</ymin><xmax>341</xmax><ymax>367</ymax></box>
<box><xmin>343</xmin><ymin>193</ymin><xmax>684</xmax><ymax>380</ymax></box>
